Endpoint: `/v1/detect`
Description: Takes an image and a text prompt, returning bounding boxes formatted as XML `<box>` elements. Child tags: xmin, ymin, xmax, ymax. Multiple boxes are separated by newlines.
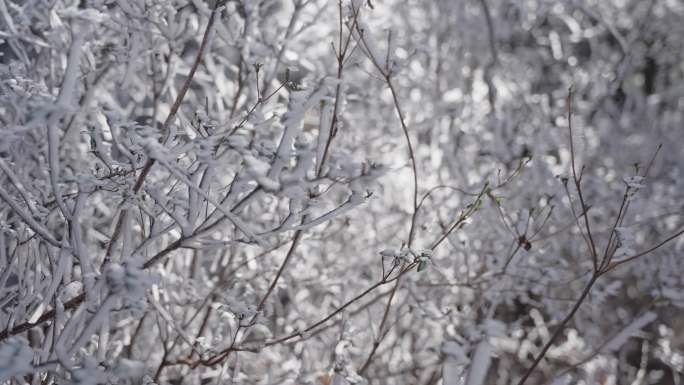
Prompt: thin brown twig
<box><xmin>515</xmin><ymin>274</ymin><xmax>599</xmax><ymax>385</ymax></box>
<box><xmin>317</xmin><ymin>0</ymin><xmax>363</xmax><ymax>176</ymax></box>
<box><xmin>430</xmin><ymin>184</ymin><xmax>489</xmax><ymax>251</ymax></box>
<box><xmin>605</xmin><ymin>226</ymin><xmax>684</xmax><ymax>272</ymax></box>
<box><xmin>256</xmin><ymin>229</ymin><xmax>304</xmax><ymax>312</ymax></box>
<box><xmin>358</xmin><ymin>277</ymin><xmax>400</xmax><ymax>374</ymax></box>
<box><xmin>566</xmin><ymin>87</ymin><xmax>599</xmax><ymax>270</ymax></box>
<box><xmin>350</xmin><ymin>14</ymin><xmax>424</xmax><ymax>372</ymax></box>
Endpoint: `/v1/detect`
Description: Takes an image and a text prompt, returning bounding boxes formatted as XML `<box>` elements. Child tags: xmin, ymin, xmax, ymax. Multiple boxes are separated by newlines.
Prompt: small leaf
<box><xmin>417</xmin><ymin>261</ymin><xmax>428</xmax><ymax>272</ymax></box>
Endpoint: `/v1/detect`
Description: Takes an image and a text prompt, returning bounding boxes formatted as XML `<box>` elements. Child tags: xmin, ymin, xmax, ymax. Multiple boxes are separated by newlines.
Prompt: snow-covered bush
<box><xmin>1</xmin><ymin>0</ymin><xmax>683</xmax><ymax>384</ymax></box>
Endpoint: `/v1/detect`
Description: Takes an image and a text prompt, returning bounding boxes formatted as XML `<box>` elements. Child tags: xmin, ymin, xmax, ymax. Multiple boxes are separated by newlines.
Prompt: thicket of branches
<box><xmin>1</xmin><ymin>0</ymin><xmax>683</xmax><ymax>384</ymax></box>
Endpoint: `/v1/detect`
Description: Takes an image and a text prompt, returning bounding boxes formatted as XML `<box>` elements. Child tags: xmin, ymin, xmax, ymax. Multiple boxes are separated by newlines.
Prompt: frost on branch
<box><xmin>623</xmin><ymin>175</ymin><xmax>646</xmax><ymax>201</ymax></box>
<box><xmin>113</xmin><ymin>358</ymin><xmax>146</xmax><ymax>383</ymax></box>
<box><xmin>442</xmin><ymin>341</ymin><xmax>468</xmax><ymax>384</ymax></box>
<box><xmin>243</xmin><ymin>154</ymin><xmax>280</xmax><ymax>192</ymax></box>
<box><xmin>332</xmin><ymin>339</ymin><xmax>366</xmax><ymax>385</ymax></box>
<box><xmin>623</xmin><ymin>175</ymin><xmax>645</xmax><ymax>190</ymax></box>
